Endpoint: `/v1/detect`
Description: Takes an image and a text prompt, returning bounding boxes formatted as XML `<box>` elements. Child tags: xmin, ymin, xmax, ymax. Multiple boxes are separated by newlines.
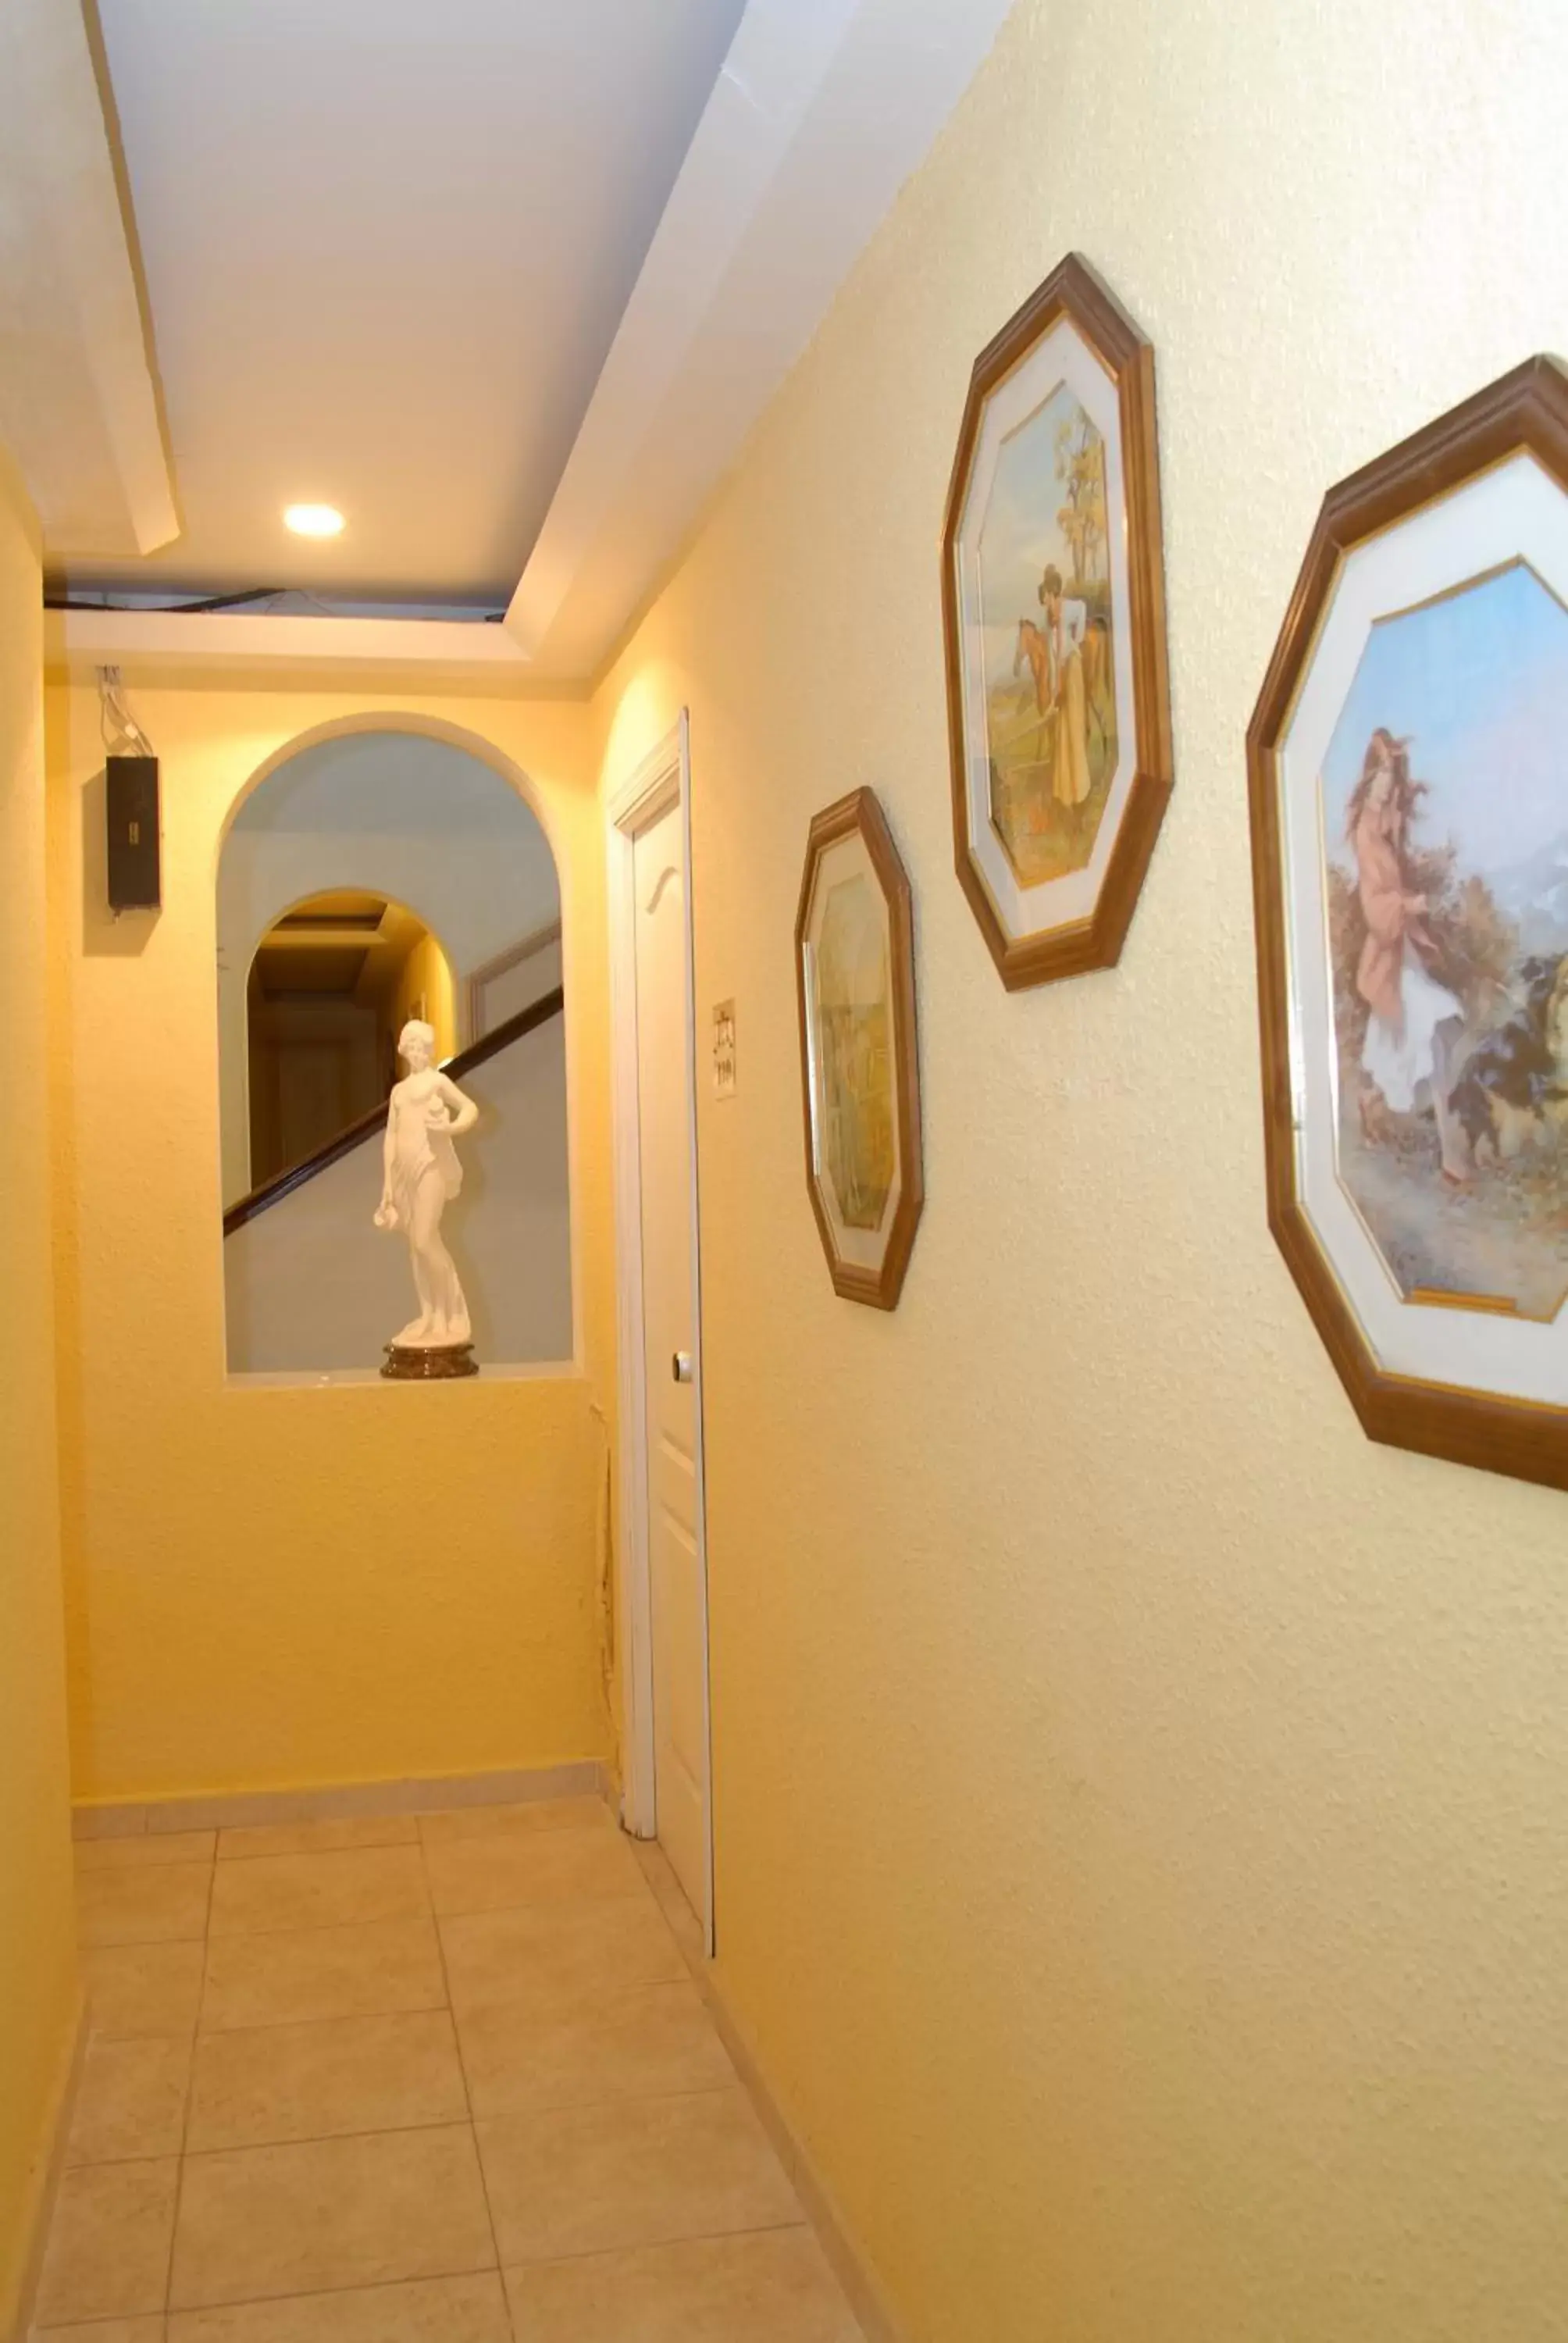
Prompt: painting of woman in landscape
<box><xmin>795</xmin><ymin>786</ymin><xmax>922</xmax><ymax>1308</ymax></box>
<box><xmin>979</xmin><ymin>387</ymin><xmax>1118</xmax><ymax>886</ymax></box>
<box><xmin>1324</xmin><ymin>559</ymin><xmax>1568</xmax><ymax>1320</ymax></box>
<box><xmin>814</xmin><ymin>871</ymin><xmax>895</xmax><ymax>1233</ymax></box>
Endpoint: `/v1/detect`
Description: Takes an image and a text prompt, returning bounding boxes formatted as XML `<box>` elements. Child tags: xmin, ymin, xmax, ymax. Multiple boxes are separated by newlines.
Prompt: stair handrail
<box><xmin>223</xmin><ymin>986</ymin><xmax>565</xmax><ymax>1236</ymax></box>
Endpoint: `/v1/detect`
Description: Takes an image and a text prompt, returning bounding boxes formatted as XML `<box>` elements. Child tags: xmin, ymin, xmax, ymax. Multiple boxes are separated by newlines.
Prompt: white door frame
<box><xmin>606</xmin><ymin>711</ymin><xmax>715</xmax><ymax>1946</ymax></box>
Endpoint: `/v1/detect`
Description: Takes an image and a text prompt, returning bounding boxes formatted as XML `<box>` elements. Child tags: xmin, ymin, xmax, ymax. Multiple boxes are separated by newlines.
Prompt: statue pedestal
<box><xmin>381</xmin><ymin>1341</ymin><xmax>479</xmax><ymax>1382</ymax></box>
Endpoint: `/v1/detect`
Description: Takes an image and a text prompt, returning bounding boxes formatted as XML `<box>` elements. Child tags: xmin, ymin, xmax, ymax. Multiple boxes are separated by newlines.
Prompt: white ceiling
<box><xmin>0</xmin><ymin>0</ymin><xmax>173</xmax><ymax>558</ymax></box>
<box><xmin>73</xmin><ymin>0</ymin><xmax>747</xmax><ymax>602</ymax></box>
<box><xmin>34</xmin><ymin>0</ymin><xmax>1015</xmax><ymax>682</ymax></box>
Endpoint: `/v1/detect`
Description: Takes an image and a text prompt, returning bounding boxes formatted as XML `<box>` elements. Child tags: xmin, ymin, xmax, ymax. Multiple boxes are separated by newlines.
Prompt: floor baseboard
<box><xmin>702</xmin><ymin>1975</ymin><xmax>911</xmax><ymax>2343</ymax></box>
<box><xmin>629</xmin><ymin>1837</ymin><xmax>909</xmax><ymax>2343</ymax></box>
<box><xmin>4</xmin><ymin>1988</ymin><xmax>87</xmax><ymax>2343</ymax></box>
<box><xmin>73</xmin><ymin>1759</ymin><xmax>607</xmax><ymax>1838</ymax></box>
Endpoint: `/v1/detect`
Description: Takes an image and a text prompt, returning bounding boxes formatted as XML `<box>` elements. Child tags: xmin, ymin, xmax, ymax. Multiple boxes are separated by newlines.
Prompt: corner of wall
<box><xmin>0</xmin><ymin>444</ymin><xmax>80</xmax><ymax>2338</ymax></box>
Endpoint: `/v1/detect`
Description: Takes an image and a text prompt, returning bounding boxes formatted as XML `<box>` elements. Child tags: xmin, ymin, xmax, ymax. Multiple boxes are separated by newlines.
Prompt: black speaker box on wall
<box><xmin>106</xmin><ymin>754</ymin><xmax>161</xmax><ymax>910</ymax></box>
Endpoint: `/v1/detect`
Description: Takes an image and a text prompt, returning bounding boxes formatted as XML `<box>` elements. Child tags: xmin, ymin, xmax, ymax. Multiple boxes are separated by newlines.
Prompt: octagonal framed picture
<box><xmin>795</xmin><ymin>787</ymin><xmax>923</xmax><ymax>1309</ymax></box>
<box><xmin>941</xmin><ymin>251</ymin><xmax>1173</xmax><ymax>990</ymax></box>
<box><xmin>1249</xmin><ymin>355</ymin><xmax>1568</xmax><ymax>1492</ymax></box>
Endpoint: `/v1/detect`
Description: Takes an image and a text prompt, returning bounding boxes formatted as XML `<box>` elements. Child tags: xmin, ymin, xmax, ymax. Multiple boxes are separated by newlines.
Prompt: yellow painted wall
<box><xmin>390</xmin><ymin>921</ymin><xmax>459</xmax><ymax>1065</ymax></box>
<box><xmin>594</xmin><ymin>3</ymin><xmax>1568</xmax><ymax>2335</ymax></box>
<box><xmin>0</xmin><ymin>450</ymin><xmax>79</xmax><ymax>2328</ymax></box>
<box><xmin>45</xmin><ymin>683</ymin><xmax>615</xmax><ymax>1806</ymax></box>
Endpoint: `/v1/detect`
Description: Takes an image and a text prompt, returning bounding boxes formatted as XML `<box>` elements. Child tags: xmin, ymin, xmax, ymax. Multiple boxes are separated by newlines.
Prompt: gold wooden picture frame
<box><xmin>1248</xmin><ymin>355</ymin><xmax>1568</xmax><ymax>1492</ymax></box>
<box><xmin>941</xmin><ymin>251</ymin><xmax>1173</xmax><ymax>990</ymax></box>
<box><xmin>794</xmin><ymin>788</ymin><xmax>923</xmax><ymax>1310</ymax></box>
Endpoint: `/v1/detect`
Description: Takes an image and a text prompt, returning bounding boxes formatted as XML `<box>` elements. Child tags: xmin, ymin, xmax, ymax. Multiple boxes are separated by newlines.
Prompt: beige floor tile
<box><xmin>77</xmin><ymin>1866</ymin><xmax>213</xmax><ymax>1949</ymax></box>
<box><xmin>418</xmin><ymin>1798</ymin><xmax>611</xmax><ymax>1846</ymax></box>
<box><xmin>67</xmin><ymin>2035</ymin><xmax>194</xmax><ymax>2166</ymax></box>
<box><xmin>187</xmin><ymin>2010</ymin><xmax>469</xmax><ymax>2152</ymax></box>
<box><xmin>84</xmin><ymin>1942</ymin><xmax>205</xmax><ymax>2040</ymax></box>
<box><xmin>218</xmin><ymin>1815</ymin><xmax>418</xmax><ymax>1862</ymax></box>
<box><xmin>34</xmin><ymin>2158</ymin><xmax>180</xmax><ymax>2326</ymax></box>
<box><xmin>34</xmin><ymin>2319</ymin><xmax>166</xmax><ymax>2341</ymax></box>
<box><xmin>76</xmin><ymin>1833</ymin><xmax>216</xmax><ymax>1872</ymax></box>
<box><xmin>440</xmin><ymin>1895</ymin><xmax>685</xmax><ymax>2015</ymax></box>
<box><xmin>208</xmin><ymin>1846</ymin><xmax>429</xmax><ymax>1938</ymax></box>
<box><xmin>169</xmin><ymin>2125</ymin><xmax>494</xmax><ymax>2309</ymax></box>
<box><xmin>457</xmin><ymin>1980</ymin><xmax>733</xmax><ymax>2120</ymax></box>
<box><xmin>200</xmin><ymin>1917</ymin><xmax>447</xmax><ymax>2033</ymax></box>
<box><xmin>423</xmin><ymin>1827</ymin><xmax>648</xmax><ymax>1917</ymax></box>
<box><xmin>165</xmin><ymin>2272</ymin><xmax>511</xmax><ymax>2341</ymax></box>
<box><xmin>477</xmin><ymin>2086</ymin><xmax>800</xmax><ymax>2266</ymax></box>
<box><xmin>504</xmin><ymin>2228</ymin><xmax>864</xmax><ymax>2342</ymax></box>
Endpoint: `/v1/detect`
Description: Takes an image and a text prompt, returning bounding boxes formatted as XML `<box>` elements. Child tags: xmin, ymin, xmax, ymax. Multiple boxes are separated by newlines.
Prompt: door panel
<box><xmin>632</xmin><ymin>799</ymin><xmax>710</xmax><ymax>1931</ymax></box>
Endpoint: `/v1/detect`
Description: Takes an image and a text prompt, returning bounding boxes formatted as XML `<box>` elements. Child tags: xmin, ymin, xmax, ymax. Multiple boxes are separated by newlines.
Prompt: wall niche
<box><xmin>218</xmin><ymin>728</ymin><xmax>571</xmax><ymax>1377</ymax></box>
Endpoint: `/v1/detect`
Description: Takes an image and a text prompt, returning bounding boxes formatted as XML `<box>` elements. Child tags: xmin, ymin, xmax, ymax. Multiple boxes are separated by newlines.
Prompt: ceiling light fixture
<box><xmin>283</xmin><ymin>502</ymin><xmax>345</xmax><ymax>538</ymax></box>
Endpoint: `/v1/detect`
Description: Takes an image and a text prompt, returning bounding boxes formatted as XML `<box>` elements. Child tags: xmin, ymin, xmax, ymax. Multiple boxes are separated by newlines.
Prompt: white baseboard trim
<box><xmin>5</xmin><ymin>1988</ymin><xmax>87</xmax><ymax>2343</ymax></box>
<box><xmin>73</xmin><ymin>1760</ymin><xmax>607</xmax><ymax>1839</ymax></box>
<box><xmin>629</xmin><ymin>1839</ymin><xmax>908</xmax><ymax>2343</ymax></box>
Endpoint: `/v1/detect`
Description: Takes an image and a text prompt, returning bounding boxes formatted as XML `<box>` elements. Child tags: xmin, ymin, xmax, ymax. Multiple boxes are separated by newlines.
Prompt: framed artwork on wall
<box><xmin>941</xmin><ymin>251</ymin><xmax>1173</xmax><ymax>990</ymax></box>
<box><xmin>1248</xmin><ymin>355</ymin><xmax>1568</xmax><ymax>1492</ymax></box>
<box><xmin>795</xmin><ymin>787</ymin><xmax>923</xmax><ymax>1309</ymax></box>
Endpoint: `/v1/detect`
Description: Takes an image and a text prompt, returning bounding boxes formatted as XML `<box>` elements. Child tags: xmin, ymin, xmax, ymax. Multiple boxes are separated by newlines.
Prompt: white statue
<box><xmin>373</xmin><ymin>1020</ymin><xmax>479</xmax><ymax>1354</ymax></box>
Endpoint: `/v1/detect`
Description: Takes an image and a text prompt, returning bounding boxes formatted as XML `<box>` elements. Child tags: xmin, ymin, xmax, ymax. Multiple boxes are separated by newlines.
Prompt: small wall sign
<box><xmin>712</xmin><ymin>1000</ymin><xmax>736</xmax><ymax>1099</ymax></box>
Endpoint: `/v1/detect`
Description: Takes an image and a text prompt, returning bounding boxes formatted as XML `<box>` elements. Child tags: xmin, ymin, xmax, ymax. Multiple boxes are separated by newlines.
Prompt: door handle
<box><xmin>671</xmin><ymin>1350</ymin><xmax>693</xmax><ymax>1385</ymax></box>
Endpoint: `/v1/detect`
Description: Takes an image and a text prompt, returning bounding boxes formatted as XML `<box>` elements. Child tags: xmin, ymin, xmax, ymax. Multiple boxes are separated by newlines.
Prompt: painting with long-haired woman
<box><xmin>1323</xmin><ymin>561</ymin><xmax>1568</xmax><ymax>1321</ymax></box>
<box><xmin>1251</xmin><ymin>357</ymin><xmax>1568</xmax><ymax>1489</ymax></box>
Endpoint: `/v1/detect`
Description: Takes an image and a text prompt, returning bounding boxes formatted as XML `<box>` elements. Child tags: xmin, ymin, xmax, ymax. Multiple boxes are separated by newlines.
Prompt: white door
<box><xmin>630</xmin><ymin>797</ymin><xmax>711</xmax><ymax>1934</ymax></box>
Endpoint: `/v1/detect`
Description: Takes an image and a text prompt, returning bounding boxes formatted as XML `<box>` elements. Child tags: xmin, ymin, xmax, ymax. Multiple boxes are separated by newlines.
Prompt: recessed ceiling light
<box><xmin>283</xmin><ymin>503</ymin><xmax>345</xmax><ymax>538</ymax></box>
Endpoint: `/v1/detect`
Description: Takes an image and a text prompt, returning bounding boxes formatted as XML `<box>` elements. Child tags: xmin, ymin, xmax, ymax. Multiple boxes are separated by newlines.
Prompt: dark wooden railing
<box><xmin>223</xmin><ymin>987</ymin><xmax>565</xmax><ymax>1237</ymax></box>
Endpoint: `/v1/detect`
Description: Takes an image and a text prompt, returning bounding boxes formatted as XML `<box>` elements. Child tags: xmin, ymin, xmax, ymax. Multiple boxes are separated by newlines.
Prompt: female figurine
<box><xmin>373</xmin><ymin>1020</ymin><xmax>480</xmax><ymax>1350</ymax></box>
<box><xmin>1039</xmin><ymin>562</ymin><xmax>1092</xmax><ymax>817</ymax></box>
<box><xmin>1346</xmin><ymin>728</ymin><xmax>1470</xmax><ymax>1181</ymax></box>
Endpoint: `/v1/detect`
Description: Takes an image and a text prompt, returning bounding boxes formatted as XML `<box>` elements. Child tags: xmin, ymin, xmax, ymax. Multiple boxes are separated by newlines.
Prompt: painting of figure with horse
<box><xmin>1323</xmin><ymin>559</ymin><xmax>1568</xmax><ymax>1320</ymax></box>
<box><xmin>978</xmin><ymin>382</ymin><xmax>1118</xmax><ymax>886</ymax></box>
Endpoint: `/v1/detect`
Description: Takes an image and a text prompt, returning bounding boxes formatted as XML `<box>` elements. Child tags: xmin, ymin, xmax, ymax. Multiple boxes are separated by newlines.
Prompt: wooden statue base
<box><xmin>381</xmin><ymin>1341</ymin><xmax>479</xmax><ymax>1382</ymax></box>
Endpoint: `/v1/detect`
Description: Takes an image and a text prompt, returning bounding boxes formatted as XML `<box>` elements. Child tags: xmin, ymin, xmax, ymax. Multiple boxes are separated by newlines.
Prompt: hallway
<box><xmin>7</xmin><ymin>4</ymin><xmax>1568</xmax><ymax>2338</ymax></box>
<box><xmin>37</xmin><ymin>1798</ymin><xmax>864</xmax><ymax>2341</ymax></box>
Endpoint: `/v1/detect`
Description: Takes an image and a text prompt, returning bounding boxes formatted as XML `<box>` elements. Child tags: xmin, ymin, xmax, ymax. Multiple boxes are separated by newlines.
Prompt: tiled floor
<box><xmin>37</xmin><ymin>1799</ymin><xmax>865</xmax><ymax>2341</ymax></box>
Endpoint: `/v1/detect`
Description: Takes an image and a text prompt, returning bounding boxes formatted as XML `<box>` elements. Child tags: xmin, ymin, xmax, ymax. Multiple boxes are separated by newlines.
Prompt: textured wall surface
<box><xmin>0</xmin><ymin>447</ymin><xmax>79</xmax><ymax>2329</ymax></box>
<box><xmin>594</xmin><ymin>3</ymin><xmax>1568</xmax><ymax>2336</ymax></box>
<box><xmin>46</xmin><ymin>683</ymin><xmax>615</xmax><ymax>1806</ymax></box>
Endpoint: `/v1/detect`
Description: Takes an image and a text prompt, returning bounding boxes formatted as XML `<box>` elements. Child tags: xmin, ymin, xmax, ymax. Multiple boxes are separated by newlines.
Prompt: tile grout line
<box><xmin>494</xmin><ymin>2212</ymin><xmax>811</xmax><ymax>2281</ymax></box>
<box><xmin>417</xmin><ymin>1830</ymin><xmax>508</xmax><ymax>2306</ymax></box>
<box><xmin>70</xmin><ymin>2077</ymin><xmax>748</xmax><ymax>2173</ymax></box>
<box><xmin>86</xmin><ymin>1889</ymin><xmax>654</xmax><ymax>1955</ymax></box>
<box><xmin>77</xmin><ymin>1935</ymin><xmax>207</xmax><ymax>1954</ymax></box>
<box><xmin>168</xmin><ymin>1992</ymin><xmax>448</xmax><ymax>2041</ymax></box>
<box><xmin>63</xmin><ymin>2019</ymin><xmax>743</xmax><ymax>2174</ymax></box>
<box><xmin>35</xmin><ymin>2219</ymin><xmax>820</xmax><ymax>2337</ymax></box>
<box><xmin>66</xmin><ymin>2112</ymin><xmax>514</xmax><ymax>2172</ymax></box>
<box><xmin>55</xmin><ymin>2266</ymin><xmax>508</xmax><ymax>2331</ymax></box>
<box><xmin>159</xmin><ymin>2249</ymin><xmax>501</xmax><ymax>2327</ymax></box>
<box><xmin>161</xmin><ymin>1850</ymin><xmax>218</xmax><ymax>2317</ymax></box>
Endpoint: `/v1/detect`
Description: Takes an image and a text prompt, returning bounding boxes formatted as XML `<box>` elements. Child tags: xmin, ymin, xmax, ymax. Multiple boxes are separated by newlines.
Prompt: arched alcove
<box><xmin>219</xmin><ymin>726</ymin><xmax>570</xmax><ymax>1375</ymax></box>
<box><xmin>244</xmin><ymin>888</ymin><xmax>458</xmax><ymax>1191</ymax></box>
